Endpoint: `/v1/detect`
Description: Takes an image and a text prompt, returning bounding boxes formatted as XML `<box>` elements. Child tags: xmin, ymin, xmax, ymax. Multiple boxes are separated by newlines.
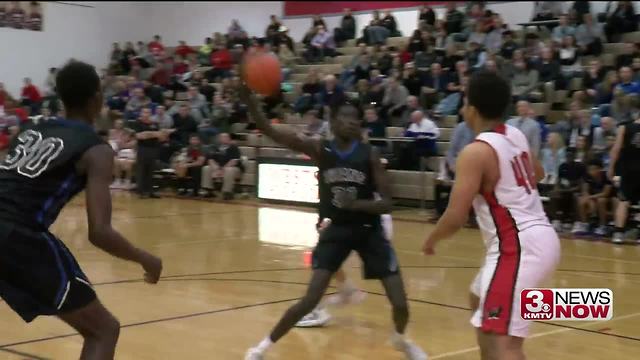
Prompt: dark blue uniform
<box><xmin>313</xmin><ymin>140</ymin><xmax>399</xmax><ymax>279</ymax></box>
<box><xmin>0</xmin><ymin>119</ymin><xmax>104</xmax><ymax>322</ymax></box>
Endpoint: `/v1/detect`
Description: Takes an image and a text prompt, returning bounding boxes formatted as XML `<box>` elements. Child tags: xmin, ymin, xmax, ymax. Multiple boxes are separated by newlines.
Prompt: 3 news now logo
<box><xmin>521</xmin><ymin>288</ymin><xmax>613</xmax><ymax>321</ymax></box>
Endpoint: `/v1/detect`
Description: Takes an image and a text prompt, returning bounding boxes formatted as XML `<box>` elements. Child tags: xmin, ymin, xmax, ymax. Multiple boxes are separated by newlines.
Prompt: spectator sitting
<box><xmin>500</xmin><ymin>30</ymin><xmax>519</xmax><ymax>60</ymax></box>
<box><xmin>143</xmin><ymin>80</ymin><xmax>164</xmax><ymax>105</ymax></box>
<box><xmin>433</xmin><ymin>20</ymin><xmax>449</xmax><ymax>49</ymax></box>
<box><xmin>419</xmin><ymin>5</ymin><xmax>436</xmax><ymax>28</ymax></box>
<box><xmin>172</xmin><ymin>56</ymin><xmax>190</xmax><ymax>76</ymax></box>
<box><xmin>574</xmin><ymin>134</ymin><xmax>591</xmax><ymax>163</ymax></box>
<box><xmin>228</xmin><ymin>19</ymin><xmax>245</xmax><ymax>41</ymax></box>
<box><xmin>408</xmin><ymin>29</ymin><xmax>427</xmax><ymax>54</ymax></box>
<box><xmin>209</xmin><ymin>46</ymin><xmax>233</xmax><ymax>80</ymax></box>
<box><xmin>106</xmin><ymin>81</ymin><xmax>128</xmax><ymax>119</ymax></box>
<box><xmin>444</xmin><ymin>2</ymin><xmax>465</xmax><ymax>40</ymax></box>
<box><xmin>317</xmin><ymin>75</ymin><xmax>346</xmax><ymax>117</ymax></box>
<box><xmin>382</xmin><ymin>76</ymin><xmax>409</xmax><ymax>123</ymax></box>
<box><xmin>153</xmin><ymin>105</ymin><xmax>173</xmax><ymax>129</ymax></box>
<box><xmin>202</xmin><ymin>133</ymin><xmax>244</xmax><ymax>200</ymax></box>
<box><xmin>549</xmin><ymin>147</ymin><xmax>586</xmax><ymax>231</ymax></box>
<box><xmin>575</xmin><ymin>13</ymin><xmax>604</xmax><ymax>56</ymax></box>
<box><xmin>574</xmin><ymin>158</ymin><xmax>613</xmax><ymax>236</ymax></box>
<box><xmin>593</xmin><ymin>116</ymin><xmax>617</xmax><ymax>153</ymax></box>
<box><xmin>595</xmin><ymin>70</ymin><xmax>619</xmax><ymax>106</ymax></box>
<box><xmin>511</xmin><ymin>59</ymin><xmax>540</xmax><ymax>102</ymax></box>
<box><xmin>266</xmin><ymin>15</ymin><xmax>282</xmax><ymax>43</ymax></box>
<box><xmin>362</xmin><ymin>106</ymin><xmax>386</xmax><ymax>147</ymax></box>
<box><xmin>110</xmin><ymin>43</ymin><xmax>122</xmax><ymax>72</ymax></box>
<box><xmin>540</xmin><ymin>132</ymin><xmax>567</xmax><ymax>186</ymax></box>
<box><xmin>148</xmin><ymin>35</ymin><xmax>165</xmax><ymax>58</ymax></box>
<box><xmin>571</xmin><ymin>109</ymin><xmax>596</xmax><ymax>149</ymax></box>
<box><xmin>172</xmin><ymin>104</ymin><xmax>199</xmax><ymax>147</ymax></box>
<box><xmin>485</xmin><ymin>16</ymin><xmax>505</xmax><ymax>54</ymax></box>
<box><xmin>354</xmin><ymin>54</ymin><xmax>374</xmax><ymax>83</ymax></box>
<box><xmin>466</xmin><ymin>42</ymin><xmax>487</xmax><ymax>71</ymax></box>
<box><xmin>400</xmin><ymin>110</ymin><xmax>440</xmax><ymax>170</ymax></box>
<box><xmin>362</xmin><ymin>76</ymin><xmax>385</xmax><ymax>109</ymax></box>
<box><xmin>186</xmin><ymin>86</ymin><xmax>210</xmax><ymax>125</ymax></box>
<box><xmin>125</xmin><ymin>87</ymin><xmax>151</xmax><ymax>120</ymax></box>
<box><xmin>537</xmin><ymin>47</ymin><xmax>564</xmax><ymax>101</ymax></box>
<box><xmin>274</xmin><ymin>26</ymin><xmax>296</xmax><ymax>55</ymax></box>
<box><xmin>531</xmin><ymin>1</ymin><xmax>563</xmax><ymax>26</ymax></box>
<box><xmin>402</xmin><ymin>62</ymin><xmax>422</xmax><ymax>97</ymax></box>
<box><xmin>604</xmin><ymin>0</ymin><xmax>638</xmax><ymax>42</ymax></box>
<box><xmin>436</xmin><ymin>73</ymin><xmax>468</xmax><ymax>116</ymax></box>
<box><xmin>173</xmin><ymin>133</ymin><xmax>206</xmax><ymax>197</ymax></box>
<box><xmin>421</xmin><ymin>62</ymin><xmax>449</xmax><ymax>110</ymax></box>
<box><xmin>338</xmin><ymin>43</ymin><xmax>368</xmax><ymax>89</ymax></box>
<box><xmin>306</xmin><ymin>26</ymin><xmax>337</xmax><ymax>63</ymax></box>
<box><xmin>174</xmin><ymin>40</ymin><xmax>196</xmax><ymax>58</ymax></box>
<box><xmin>120</xmin><ymin>41</ymin><xmax>137</xmax><ymax>74</ymax></box>
<box><xmin>377</xmin><ymin>46</ymin><xmax>394</xmax><ymax>76</ymax></box>
<box><xmin>334</xmin><ymin>8</ymin><xmax>356</xmax><ymax>46</ymax></box>
<box><xmin>365</xmin><ymin>10</ymin><xmax>391</xmax><ymax>45</ymax></box>
<box><xmin>400</xmin><ymin>95</ymin><xmax>423</xmax><ymax>127</ymax></box>
<box><xmin>294</xmin><ymin>69</ymin><xmax>322</xmax><ymax>114</ymax></box>
<box><xmin>199</xmin><ymin>78</ymin><xmax>216</xmax><ymax>103</ymax></box>
<box><xmin>611</xmin><ymin>88</ymin><xmax>639</xmax><ymax>124</ymax></box>
<box><xmin>615</xmin><ymin>43</ymin><xmax>640</xmax><ymax>70</ymax></box>
<box><xmin>199</xmin><ymin>37</ymin><xmax>213</xmax><ymax>65</ymax></box>
<box><xmin>552</xmin><ymin>14</ymin><xmax>576</xmax><ymax>44</ymax></box>
<box><xmin>634</xmin><ymin>57</ymin><xmax>640</xmax><ymax>81</ymax></box>
<box><xmin>616</xmin><ymin>66</ymin><xmax>640</xmax><ymax>95</ymax></box>
<box><xmin>559</xmin><ymin>35</ymin><xmax>582</xmax><ymax>79</ymax></box>
<box><xmin>576</xmin><ymin>59</ymin><xmax>606</xmax><ymax>103</ymax></box>
<box><xmin>109</xmin><ymin>119</ymin><xmax>137</xmax><ymax>190</ymax></box>
<box><xmin>507</xmin><ymin>100</ymin><xmax>542</xmax><ymax>155</ymax></box>
<box><xmin>381</xmin><ymin>9</ymin><xmax>400</xmax><ymax>37</ymax></box>
<box><xmin>20</xmin><ymin>77</ymin><xmax>42</xmax><ymax>115</ymax></box>
<box><xmin>303</xmin><ymin>109</ymin><xmax>330</xmax><ymax>139</ymax></box>
<box><xmin>467</xmin><ymin>22</ymin><xmax>487</xmax><ymax>48</ymax></box>
<box><xmin>355</xmin><ymin>79</ymin><xmax>370</xmax><ymax>106</ymax></box>
<box><xmin>210</xmin><ymin>94</ymin><xmax>231</xmax><ymax>132</ymax></box>
<box><xmin>150</xmin><ymin>62</ymin><xmax>171</xmax><ymax>88</ymax></box>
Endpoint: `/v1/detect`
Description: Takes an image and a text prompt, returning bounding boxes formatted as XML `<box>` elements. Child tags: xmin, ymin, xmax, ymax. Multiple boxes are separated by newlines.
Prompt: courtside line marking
<box><xmin>430</xmin><ymin>312</ymin><xmax>640</xmax><ymax>359</ymax></box>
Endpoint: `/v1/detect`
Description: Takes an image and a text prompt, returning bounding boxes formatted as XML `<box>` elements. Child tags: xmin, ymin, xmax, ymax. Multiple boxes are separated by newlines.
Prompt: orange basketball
<box><xmin>243</xmin><ymin>51</ymin><xmax>282</xmax><ymax>97</ymax></box>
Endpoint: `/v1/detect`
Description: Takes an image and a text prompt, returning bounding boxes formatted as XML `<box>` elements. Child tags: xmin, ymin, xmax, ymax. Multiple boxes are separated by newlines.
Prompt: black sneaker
<box><xmin>149</xmin><ymin>193</ymin><xmax>161</xmax><ymax>199</ymax></box>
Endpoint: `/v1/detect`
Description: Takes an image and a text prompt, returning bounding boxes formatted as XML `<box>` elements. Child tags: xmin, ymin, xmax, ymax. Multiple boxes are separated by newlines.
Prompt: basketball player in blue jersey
<box><xmin>0</xmin><ymin>61</ymin><xmax>163</xmax><ymax>359</ymax></box>
<box><xmin>241</xmin><ymin>84</ymin><xmax>426</xmax><ymax>360</ymax></box>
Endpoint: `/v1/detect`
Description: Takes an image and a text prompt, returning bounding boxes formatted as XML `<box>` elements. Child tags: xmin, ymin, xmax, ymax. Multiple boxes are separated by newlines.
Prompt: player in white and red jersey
<box><xmin>422</xmin><ymin>71</ymin><xmax>561</xmax><ymax>359</ymax></box>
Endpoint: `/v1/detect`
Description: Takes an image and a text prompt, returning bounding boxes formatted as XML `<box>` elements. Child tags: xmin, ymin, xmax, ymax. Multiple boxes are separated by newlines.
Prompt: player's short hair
<box><xmin>467</xmin><ymin>70</ymin><xmax>511</xmax><ymax>120</ymax></box>
<box><xmin>56</xmin><ymin>60</ymin><xmax>100</xmax><ymax>110</ymax></box>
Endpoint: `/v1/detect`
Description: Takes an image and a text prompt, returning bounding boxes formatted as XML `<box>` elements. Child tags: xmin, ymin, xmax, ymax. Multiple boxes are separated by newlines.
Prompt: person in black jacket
<box><xmin>381</xmin><ymin>9</ymin><xmax>399</xmax><ymax>37</ymax></box>
<box><xmin>334</xmin><ymin>8</ymin><xmax>356</xmax><ymax>46</ymax></box>
<box><xmin>419</xmin><ymin>5</ymin><xmax>436</xmax><ymax>27</ymax></box>
<box><xmin>202</xmin><ymin>133</ymin><xmax>244</xmax><ymax>200</ymax></box>
<box><xmin>605</xmin><ymin>0</ymin><xmax>638</xmax><ymax>42</ymax></box>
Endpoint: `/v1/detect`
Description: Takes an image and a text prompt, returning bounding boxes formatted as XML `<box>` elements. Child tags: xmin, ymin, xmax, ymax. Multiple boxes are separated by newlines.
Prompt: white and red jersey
<box><xmin>472</xmin><ymin>124</ymin><xmax>550</xmax><ymax>250</ymax></box>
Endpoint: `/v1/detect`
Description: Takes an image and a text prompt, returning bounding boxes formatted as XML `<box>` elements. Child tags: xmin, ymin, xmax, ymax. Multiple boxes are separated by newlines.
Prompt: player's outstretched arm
<box><xmin>80</xmin><ymin>144</ymin><xmax>163</xmax><ymax>284</ymax></box>
<box><xmin>341</xmin><ymin>147</ymin><xmax>393</xmax><ymax>214</ymax></box>
<box><xmin>423</xmin><ymin>142</ymin><xmax>487</xmax><ymax>254</ymax></box>
<box><xmin>238</xmin><ymin>84</ymin><xmax>321</xmax><ymax>160</ymax></box>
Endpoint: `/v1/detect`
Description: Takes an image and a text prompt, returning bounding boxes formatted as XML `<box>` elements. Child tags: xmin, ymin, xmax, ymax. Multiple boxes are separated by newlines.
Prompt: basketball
<box><xmin>243</xmin><ymin>51</ymin><xmax>282</xmax><ymax>97</ymax></box>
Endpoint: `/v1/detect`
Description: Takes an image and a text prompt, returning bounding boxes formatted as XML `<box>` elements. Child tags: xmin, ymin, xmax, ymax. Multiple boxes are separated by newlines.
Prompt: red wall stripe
<box><xmin>283</xmin><ymin>1</ymin><xmax>445</xmax><ymax>17</ymax></box>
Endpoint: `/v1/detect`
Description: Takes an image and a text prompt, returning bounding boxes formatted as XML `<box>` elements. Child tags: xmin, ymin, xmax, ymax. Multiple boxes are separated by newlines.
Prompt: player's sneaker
<box><xmin>391</xmin><ymin>335</ymin><xmax>428</xmax><ymax>360</ymax></box>
<box><xmin>326</xmin><ymin>288</ymin><xmax>367</xmax><ymax>306</ymax></box>
<box><xmin>552</xmin><ymin>220</ymin><xmax>563</xmax><ymax>233</ymax></box>
<box><xmin>571</xmin><ymin>222</ymin><xmax>588</xmax><ymax>235</ymax></box>
<box><xmin>594</xmin><ymin>226</ymin><xmax>608</xmax><ymax>237</ymax></box>
<box><xmin>295</xmin><ymin>308</ymin><xmax>331</xmax><ymax>327</ymax></box>
<box><xmin>612</xmin><ymin>232</ymin><xmax>625</xmax><ymax>244</ymax></box>
<box><xmin>110</xmin><ymin>179</ymin><xmax>122</xmax><ymax>189</ymax></box>
<box><xmin>244</xmin><ymin>348</ymin><xmax>264</xmax><ymax>360</ymax></box>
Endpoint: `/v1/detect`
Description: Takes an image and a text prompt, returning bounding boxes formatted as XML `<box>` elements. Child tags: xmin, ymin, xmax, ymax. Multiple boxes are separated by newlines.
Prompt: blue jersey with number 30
<box><xmin>0</xmin><ymin>119</ymin><xmax>105</xmax><ymax>229</ymax></box>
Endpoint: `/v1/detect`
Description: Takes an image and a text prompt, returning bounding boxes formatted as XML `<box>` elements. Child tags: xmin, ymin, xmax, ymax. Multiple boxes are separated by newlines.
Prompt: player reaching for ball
<box><xmin>240</xmin><ymin>82</ymin><xmax>426</xmax><ymax>360</ymax></box>
<box><xmin>422</xmin><ymin>71</ymin><xmax>560</xmax><ymax>359</ymax></box>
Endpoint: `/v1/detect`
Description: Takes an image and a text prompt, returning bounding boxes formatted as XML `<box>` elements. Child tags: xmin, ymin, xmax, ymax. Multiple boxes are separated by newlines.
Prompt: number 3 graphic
<box><xmin>0</xmin><ymin>130</ymin><xmax>65</xmax><ymax>178</ymax></box>
<box><xmin>525</xmin><ymin>290</ymin><xmax>545</xmax><ymax>313</ymax></box>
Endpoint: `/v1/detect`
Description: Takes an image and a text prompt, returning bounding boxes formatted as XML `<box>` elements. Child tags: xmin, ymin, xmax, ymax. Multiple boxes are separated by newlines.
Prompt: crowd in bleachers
<box><xmin>1</xmin><ymin>1</ymin><xmax>640</xmax><ymax>242</ymax></box>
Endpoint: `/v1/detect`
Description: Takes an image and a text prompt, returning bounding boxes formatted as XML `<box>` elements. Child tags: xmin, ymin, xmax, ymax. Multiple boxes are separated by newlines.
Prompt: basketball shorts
<box><xmin>312</xmin><ymin>222</ymin><xmax>399</xmax><ymax>279</ymax></box>
<box><xmin>0</xmin><ymin>221</ymin><xmax>96</xmax><ymax>323</ymax></box>
<box><xmin>619</xmin><ymin>173</ymin><xmax>640</xmax><ymax>204</ymax></box>
<box><xmin>470</xmin><ymin>225</ymin><xmax>560</xmax><ymax>338</ymax></box>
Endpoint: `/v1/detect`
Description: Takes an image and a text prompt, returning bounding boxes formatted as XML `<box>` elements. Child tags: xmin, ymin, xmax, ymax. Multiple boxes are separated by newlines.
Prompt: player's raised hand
<box><xmin>140</xmin><ymin>251</ymin><xmax>163</xmax><ymax>284</ymax></box>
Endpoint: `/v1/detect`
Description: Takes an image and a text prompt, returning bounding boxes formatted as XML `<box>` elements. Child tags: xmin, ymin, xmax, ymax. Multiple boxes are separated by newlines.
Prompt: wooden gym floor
<box><xmin>0</xmin><ymin>193</ymin><xmax>638</xmax><ymax>359</ymax></box>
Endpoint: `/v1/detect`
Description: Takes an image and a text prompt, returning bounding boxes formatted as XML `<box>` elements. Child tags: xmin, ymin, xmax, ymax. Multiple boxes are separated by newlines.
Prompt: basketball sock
<box><xmin>256</xmin><ymin>337</ymin><xmax>273</xmax><ymax>352</ymax></box>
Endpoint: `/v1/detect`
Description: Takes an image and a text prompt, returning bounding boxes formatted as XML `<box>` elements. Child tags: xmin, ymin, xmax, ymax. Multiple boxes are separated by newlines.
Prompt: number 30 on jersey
<box><xmin>0</xmin><ymin>130</ymin><xmax>64</xmax><ymax>178</ymax></box>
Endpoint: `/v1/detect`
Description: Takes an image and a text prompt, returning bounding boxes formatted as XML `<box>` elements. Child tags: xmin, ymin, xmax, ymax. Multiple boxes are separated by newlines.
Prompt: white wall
<box><xmin>0</xmin><ymin>2</ymin><xmax>144</xmax><ymax>95</ymax></box>
<box><xmin>133</xmin><ymin>2</ymin><xmax>282</xmax><ymax>46</ymax></box>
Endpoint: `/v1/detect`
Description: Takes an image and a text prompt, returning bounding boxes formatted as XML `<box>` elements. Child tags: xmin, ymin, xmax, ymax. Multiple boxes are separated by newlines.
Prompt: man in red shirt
<box><xmin>150</xmin><ymin>63</ymin><xmax>170</xmax><ymax>87</ymax></box>
<box><xmin>148</xmin><ymin>35</ymin><xmax>165</xmax><ymax>58</ymax></box>
<box><xmin>20</xmin><ymin>78</ymin><xmax>42</xmax><ymax>114</ymax></box>
<box><xmin>209</xmin><ymin>46</ymin><xmax>233</xmax><ymax>81</ymax></box>
<box><xmin>175</xmin><ymin>41</ymin><xmax>196</xmax><ymax>59</ymax></box>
